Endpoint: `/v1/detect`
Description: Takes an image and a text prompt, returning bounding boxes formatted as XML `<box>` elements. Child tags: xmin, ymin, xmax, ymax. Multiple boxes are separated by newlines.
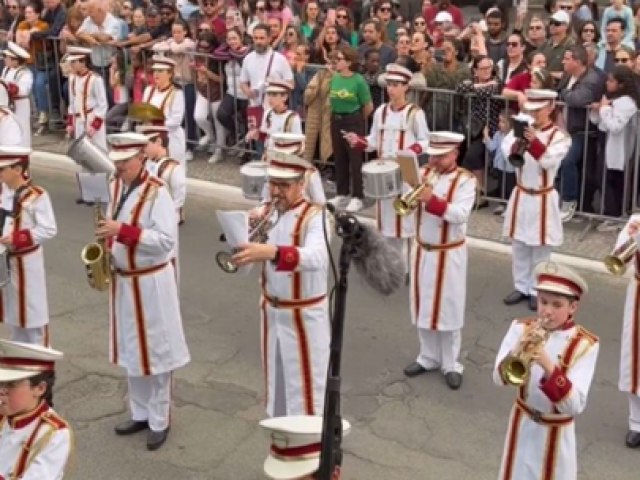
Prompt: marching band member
<box><xmin>260</xmin><ymin>416</ymin><xmax>351</xmax><ymax>480</ymax></box>
<box><xmin>1</xmin><ymin>42</ymin><xmax>32</xmax><ymax>148</ymax></box>
<box><xmin>231</xmin><ymin>145</ymin><xmax>330</xmax><ymax>418</ymax></box>
<box><xmin>65</xmin><ymin>46</ymin><xmax>108</xmax><ymax>153</ymax></box>
<box><xmin>610</xmin><ymin>217</ymin><xmax>640</xmax><ymax>449</ymax></box>
<box><xmin>404</xmin><ymin>132</ymin><xmax>476</xmax><ymax>390</ymax></box>
<box><xmin>344</xmin><ymin>63</ymin><xmax>429</xmax><ymax>264</ymax></box>
<box><xmin>493</xmin><ymin>262</ymin><xmax>599</xmax><ymax>480</ymax></box>
<box><xmin>0</xmin><ymin>339</ymin><xmax>71</xmax><ymax>479</ymax></box>
<box><xmin>0</xmin><ymin>146</ymin><xmax>57</xmax><ymax>346</ymax></box>
<box><xmin>98</xmin><ymin>133</ymin><xmax>190</xmax><ymax>451</ymax></box>
<box><xmin>262</xmin><ymin>133</ymin><xmax>325</xmax><ymax>205</ymax></box>
<box><xmin>142</xmin><ymin>56</ymin><xmax>186</xmax><ymax>166</ymax></box>
<box><xmin>247</xmin><ymin>78</ymin><xmax>303</xmax><ymax>152</ymax></box>
<box><xmin>501</xmin><ymin>89</ymin><xmax>570</xmax><ymax>312</ymax></box>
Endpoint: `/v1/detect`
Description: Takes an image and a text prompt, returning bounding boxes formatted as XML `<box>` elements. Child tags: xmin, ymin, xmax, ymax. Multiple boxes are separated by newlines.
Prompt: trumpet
<box><xmin>501</xmin><ymin>317</ymin><xmax>550</xmax><ymax>386</ymax></box>
<box><xmin>393</xmin><ymin>169</ymin><xmax>440</xmax><ymax>216</ymax></box>
<box><xmin>216</xmin><ymin>205</ymin><xmax>280</xmax><ymax>274</ymax></box>
<box><xmin>604</xmin><ymin>237</ymin><xmax>637</xmax><ymax>276</ymax></box>
<box><xmin>81</xmin><ymin>201</ymin><xmax>112</xmax><ymax>291</ymax></box>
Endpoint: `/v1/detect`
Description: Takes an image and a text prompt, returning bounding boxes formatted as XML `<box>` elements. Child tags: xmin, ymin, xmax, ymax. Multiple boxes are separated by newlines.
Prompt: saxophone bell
<box><xmin>81</xmin><ymin>201</ymin><xmax>113</xmax><ymax>291</ymax></box>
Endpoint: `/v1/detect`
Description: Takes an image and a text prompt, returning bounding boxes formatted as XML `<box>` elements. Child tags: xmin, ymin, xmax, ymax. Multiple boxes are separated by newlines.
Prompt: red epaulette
<box><xmin>576</xmin><ymin>325</ymin><xmax>599</xmax><ymax>344</ymax></box>
<box><xmin>41</xmin><ymin>411</ymin><xmax>69</xmax><ymax>431</ymax></box>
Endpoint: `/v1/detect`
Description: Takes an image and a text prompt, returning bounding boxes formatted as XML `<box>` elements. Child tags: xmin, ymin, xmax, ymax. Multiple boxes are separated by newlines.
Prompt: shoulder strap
<box><xmin>156</xmin><ymin>157</ymin><xmax>178</xmax><ymax>179</ymax></box>
<box><xmin>283</xmin><ymin>111</ymin><xmax>296</xmax><ymax>132</ymax></box>
<box><xmin>264</xmin><ymin>52</ymin><xmax>275</xmax><ymax>81</ymax></box>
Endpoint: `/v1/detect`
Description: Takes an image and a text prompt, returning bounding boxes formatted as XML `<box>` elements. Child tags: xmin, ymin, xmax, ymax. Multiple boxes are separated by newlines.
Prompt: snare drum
<box><xmin>362</xmin><ymin>159</ymin><xmax>402</xmax><ymax>199</ymax></box>
<box><xmin>240</xmin><ymin>161</ymin><xmax>267</xmax><ymax>200</ymax></box>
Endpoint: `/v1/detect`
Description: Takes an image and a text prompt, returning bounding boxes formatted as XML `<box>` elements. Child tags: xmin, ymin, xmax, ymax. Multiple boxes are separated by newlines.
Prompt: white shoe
<box><xmin>492</xmin><ymin>204</ymin><xmax>505</xmax><ymax>216</ymax></box>
<box><xmin>185</xmin><ymin>151</ymin><xmax>194</xmax><ymax>162</ymax></box>
<box><xmin>208</xmin><ymin>151</ymin><xmax>222</xmax><ymax>164</ymax></box>
<box><xmin>560</xmin><ymin>201</ymin><xmax>577</xmax><ymax>223</ymax></box>
<box><xmin>198</xmin><ymin>135</ymin><xmax>210</xmax><ymax>147</ymax></box>
<box><xmin>596</xmin><ymin>220</ymin><xmax>620</xmax><ymax>232</ymax></box>
<box><xmin>328</xmin><ymin>195</ymin><xmax>349</xmax><ymax>208</ymax></box>
<box><xmin>345</xmin><ymin>197</ymin><xmax>363</xmax><ymax>213</ymax></box>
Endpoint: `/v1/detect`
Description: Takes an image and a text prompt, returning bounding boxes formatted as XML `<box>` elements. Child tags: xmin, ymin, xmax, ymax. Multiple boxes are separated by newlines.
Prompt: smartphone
<box><xmin>434</xmin><ymin>49</ymin><xmax>445</xmax><ymax>62</ymax></box>
<box><xmin>326</xmin><ymin>8</ymin><xmax>336</xmax><ymax>26</ymax></box>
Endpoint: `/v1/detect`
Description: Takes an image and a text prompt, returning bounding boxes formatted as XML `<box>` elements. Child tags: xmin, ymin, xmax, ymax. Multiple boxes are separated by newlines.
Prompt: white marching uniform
<box><xmin>493</xmin><ymin>318</ymin><xmax>599</xmax><ymax>480</ymax></box>
<box><xmin>143</xmin><ymin>85</ymin><xmax>186</xmax><ymax>165</ymax></box>
<box><xmin>1</xmin><ymin>66</ymin><xmax>32</xmax><ymax>148</ymax></box>
<box><xmin>360</xmin><ymin>103</ymin><xmax>429</xmax><ymax>264</ymax></box>
<box><xmin>108</xmin><ymin>170</ymin><xmax>190</xmax><ymax>431</ymax></box>
<box><xmin>259</xmin><ymin>109</ymin><xmax>302</xmax><ymax>151</ymax></box>
<box><xmin>68</xmin><ymin>71</ymin><xmax>108</xmax><ymax>152</ymax></box>
<box><xmin>0</xmin><ymin>403</ymin><xmax>71</xmax><ymax>480</ymax></box>
<box><xmin>613</xmin><ymin>216</ymin><xmax>640</xmax><ymax>434</ymax></box>
<box><xmin>0</xmin><ymin>108</ymin><xmax>22</xmax><ymax>146</ymax></box>
<box><xmin>501</xmin><ymin>125</ymin><xmax>570</xmax><ymax>296</ymax></box>
<box><xmin>260</xmin><ymin>199</ymin><xmax>330</xmax><ymax>417</ymax></box>
<box><xmin>409</xmin><ymin>167</ymin><xmax>476</xmax><ymax>373</ymax></box>
<box><xmin>0</xmin><ymin>183</ymin><xmax>56</xmax><ymax>346</ymax></box>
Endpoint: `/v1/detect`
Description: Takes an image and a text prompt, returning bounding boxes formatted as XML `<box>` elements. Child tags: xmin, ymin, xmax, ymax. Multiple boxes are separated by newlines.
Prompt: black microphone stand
<box><xmin>317</xmin><ymin>211</ymin><xmax>363</xmax><ymax>480</ymax></box>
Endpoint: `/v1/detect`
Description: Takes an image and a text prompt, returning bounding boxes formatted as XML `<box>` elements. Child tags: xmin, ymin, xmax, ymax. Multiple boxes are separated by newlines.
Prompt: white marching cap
<box><xmin>151</xmin><ymin>55</ymin><xmax>176</xmax><ymax>70</ymax></box>
<box><xmin>271</xmin><ymin>132</ymin><xmax>306</xmax><ymax>155</ymax></box>
<box><xmin>107</xmin><ymin>132</ymin><xmax>149</xmax><ymax>162</ymax></box>
<box><xmin>0</xmin><ymin>340</ymin><xmax>63</xmax><ymax>383</ymax></box>
<box><xmin>534</xmin><ymin>261</ymin><xmax>588</xmax><ymax>299</ymax></box>
<box><xmin>136</xmin><ymin>124</ymin><xmax>169</xmax><ymax>139</ymax></box>
<box><xmin>65</xmin><ymin>45</ymin><xmax>92</xmax><ymax>62</ymax></box>
<box><xmin>385</xmin><ymin>63</ymin><xmax>412</xmax><ymax>83</ymax></box>
<box><xmin>3</xmin><ymin>41</ymin><xmax>30</xmax><ymax>60</ymax></box>
<box><xmin>425</xmin><ymin>131</ymin><xmax>465</xmax><ymax>156</ymax></box>
<box><xmin>523</xmin><ymin>89</ymin><xmax>558</xmax><ymax>111</ymax></box>
<box><xmin>265</xmin><ymin>77</ymin><xmax>292</xmax><ymax>94</ymax></box>
<box><xmin>260</xmin><ymin>415</ymin><xmax>351</xmax><ymax>480</ymax></box>
<box><xmin>0</xmin><ymin>145</ymin><xmax>31</xmax><ymax>168</ymax></box>
<box><xmin>266</xmin><ymin>133</ymin><xmax>312</xmax><ymax>180</ymax></box>
<box><xmin>434</xmin><ymin>11</ymin><xmax>453</xmax><ymax>23</ymax></box>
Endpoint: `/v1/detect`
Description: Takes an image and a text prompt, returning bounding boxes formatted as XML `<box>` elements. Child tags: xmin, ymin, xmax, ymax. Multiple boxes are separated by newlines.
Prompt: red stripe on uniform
<box><xmin>16</xmin><ymin>257</ymin><xmax>26</xmax><ymax>327</ymax></box>
<box><xmin>261</xmin><ymin>296</ymin><xmax>269</xmax><ymax>408</ymax></box>
<box><xmin>501</xmin><ymin>407</ymin><xmax>522</xmax><ymax>480</ymax></box>
<box><xmin>542</xmin><ymin>426</ymin><xmax>560</xmax><ymax>480</ymax></box>
<box><xmin>540</xmin><ymin>171</ymin><xmax>548</xmax><ymax>245</ymax></box>
<box><xmin>509</xmin><ymin>188</ymin><xmax>521</xmax><ymax>239</ymax></box>
<box><xmin>633</xmin><ymin>282</ymin><xmax>640</xmax><ymax>393</ymax></box>
<box><xmin>110</xmin><ymin>273</ymin><xmax>118</xmax><ymax>365</ymax></box>
<box><xmin>293</xmin><ymin>308</ymin><xmax>314</xmax><ymax>414</ymax></box>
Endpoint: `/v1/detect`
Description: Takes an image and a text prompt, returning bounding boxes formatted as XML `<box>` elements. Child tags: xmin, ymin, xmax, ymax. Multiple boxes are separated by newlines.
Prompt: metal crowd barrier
<box><xmin>29</xmin><ymin>37</ymin><xmax>639</xmax><ymax>233</ymax></box>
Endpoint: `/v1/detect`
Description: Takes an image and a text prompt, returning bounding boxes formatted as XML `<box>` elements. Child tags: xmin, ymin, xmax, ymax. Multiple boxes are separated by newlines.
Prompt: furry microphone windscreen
<box><xmin>351</xmin><ymin>224</ymin><xmax>405</xmax><ymax>296</ymax></box>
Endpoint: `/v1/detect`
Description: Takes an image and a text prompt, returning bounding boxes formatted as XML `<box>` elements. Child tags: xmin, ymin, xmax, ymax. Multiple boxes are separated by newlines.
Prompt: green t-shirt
<box><xmin>329</xmin><ymin>73</ymin><xmax>372</xmax><ymax>114</ymax></box>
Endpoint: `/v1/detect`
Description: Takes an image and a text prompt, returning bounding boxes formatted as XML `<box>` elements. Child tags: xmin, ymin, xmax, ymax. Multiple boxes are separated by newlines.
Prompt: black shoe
<box><xmin>85</xmin><ymin>201</ymin><xmax>95</xmax><ymax>207</ymax></box>
<box><xmin>114</xmin><ymin>420</ymin><xmax>149</xmax><ymax>436</ymax></box>
<box><xmin>528</xmin><ymin>296</ymin><xmax>538</xmax><ymax>311</ymax></box>
<box><xmin>76</xmin><ymin>198</ymin><xmax>86</xmax><ymax>205</ymax></box>
<box><xmin>445</xmin><ymin>371</ymin><xmax>463</xmax><ymax>390</ymax></box>
<box><xmin>626</xmin><ymin>430</ymin><xmax>640</xmax><ymax>448</ymax></box>
<box><xmin>503</xmin><ymin>290</ymin><xmax>528</xmax><ymax>306</ymax></box>
<box><xmin>475</xmin><ymin>199</ymin><xmax>489</xmax><ymax>209</ymax></box>
<box><xmin>147</xmin><ymin>428</ymin><xmax>169</xmax><ymax>451</ymax></box>
<box><xmin>403</xmin><ymin>362</ymin><xmax>428</xmax><ymax>377</ymax></box>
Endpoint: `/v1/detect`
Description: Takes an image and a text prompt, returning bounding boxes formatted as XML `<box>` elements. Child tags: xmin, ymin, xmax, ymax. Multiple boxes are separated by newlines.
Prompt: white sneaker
<box><xmin>185</xmin><ymin>151</ymin><xmax>194</xmax><ymax>162</ymax></box>
<box><xmin>198</xmin><ymin>135</ymin><xmax>210</xmax><ymax>147</ymax></box>
<box><xmin>492</xmin><ymin>204</ymin><xmax>505</xmax><ymax>216</ymax></box>
<box><xmin>345</xmin><ymin>197</ymin><xmax>363</xmax><ymax>213</ymax></box>
<box><xmin>328</xmin><ymin>195</ymin><xmax>349</xmax><ymax>208</ymax></box>
<box><xmin>596</xmin><ymin>220</ymin><xmax>620</xmax><ymax>232</ymax></box>
<box><xmin>560</xmin><ymin>201</ymin><xmax>577</xmax><ymax>223</ymax></box>
<box><xmin>208</xmin><ymin>151</ymin><xmax>222</xmax><ymax>164</ymax></box>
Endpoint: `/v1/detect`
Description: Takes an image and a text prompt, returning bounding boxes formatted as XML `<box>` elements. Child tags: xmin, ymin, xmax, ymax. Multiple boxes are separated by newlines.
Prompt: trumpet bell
<box><xmin>392</xmin><ymin>197</ymin><xmax>413</xmax><ymax>216</ymax></box>
<box><xmin>508</xmin><ymin>153</ymin><xmax>525</xmax><ymax>168</ymax></box>
<box><xmin>501</xmin><ymin>355</ymin><xmax>529</xmax><ymax>386</ymax></box>
<box><xmin>216</xmin><ymin>251</ymin><xmax>238</xmax><ymax>274</ymax></box>
<box><xmin>604</xmin><ymin>254</ymin><xmax>626</xmax><ymax>276</ymax></box>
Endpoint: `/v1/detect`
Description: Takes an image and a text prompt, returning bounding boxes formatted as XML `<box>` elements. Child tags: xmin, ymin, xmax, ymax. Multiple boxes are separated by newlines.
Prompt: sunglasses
<box><xmin>379</xmin><ymin>6</ymin><xmax>391</xmax><ymax>11</ymax></box>
<box><xmin>550</xmin><ymin>20</ymin><xmax>564</xmax><ymax>27</ymax></box>
<box><xmin>615</xmin><ymin>57</ymin><xmax>631</xmax><ymax>63</ymax></box>
<box><xmin>507</xmin><ymin>42</ymin><xmax>520</xmax><ymax>47</ymax></box>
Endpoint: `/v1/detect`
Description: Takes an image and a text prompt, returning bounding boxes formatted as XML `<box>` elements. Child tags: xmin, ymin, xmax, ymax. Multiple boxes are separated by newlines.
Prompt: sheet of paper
<box><xmin>76</xmin><ymin>173</ymin><xmax>110</xmax><ymax>204</ymax></box>
<box><xmin>215</xmin><ymin>210</ymin><xmax>252</xmax><ymax>275</ymax></box>
<box><xmin>395</xmin><ymin>151</ymin><xmax>421</xmax><ymax>187</ymax></box>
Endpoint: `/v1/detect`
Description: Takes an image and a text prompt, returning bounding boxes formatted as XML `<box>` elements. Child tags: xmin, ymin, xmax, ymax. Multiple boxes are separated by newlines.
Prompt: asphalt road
<box><xmin>2</xmin><ymin>166</ymin><xmax>636</xmax><ymax>480</ymax></box>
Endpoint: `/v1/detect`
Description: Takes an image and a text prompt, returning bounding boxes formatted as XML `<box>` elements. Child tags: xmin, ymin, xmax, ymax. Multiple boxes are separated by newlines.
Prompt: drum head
<box><xmin>240</xmin><ymin>161</ymin><xmax>268</xmax><ymax>177</ymax></box>
<box><xmin>362</xmin><ymin>159</ymin><xmax>400</xmax><ymax>174</ymax></box>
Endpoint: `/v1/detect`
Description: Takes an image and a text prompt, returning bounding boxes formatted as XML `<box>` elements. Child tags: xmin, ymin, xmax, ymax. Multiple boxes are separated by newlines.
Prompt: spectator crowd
<box><xmin>1</xmin><ymin>0</ymin><xmax>640</xmax><ymax>223</ymax></box>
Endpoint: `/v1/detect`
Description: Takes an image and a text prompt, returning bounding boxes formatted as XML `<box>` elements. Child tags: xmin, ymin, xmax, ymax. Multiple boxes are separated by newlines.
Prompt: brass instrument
<box><xmin>216</xmin><ymin>206</ymin><xmax>279</xmax><ymax>274</ymax></box>
<box><xmin>393</xmin><ymin>169</ymin><xmax>440</xmax><ymax>216</ymax></box>
<box><xmin>604</xmin><ymin>237</ymin><xmax>637</xmax><ymax>276</ymax></box>
<box><xmin>501</xmin><ymin>317</ymin><xmax>550</xmax><ymax>386</ymax></box>
<box><xmin>81</xmin><ymin>202</ymin><xmax>112</xmax><ymax>291</ymax></box>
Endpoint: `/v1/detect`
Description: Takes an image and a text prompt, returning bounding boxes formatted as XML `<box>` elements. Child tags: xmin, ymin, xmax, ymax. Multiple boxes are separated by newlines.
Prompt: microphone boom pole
<box><xmin>317</xmin><ymin>211</ymin><xmax>362</xmax><ymax>480</ymax></box>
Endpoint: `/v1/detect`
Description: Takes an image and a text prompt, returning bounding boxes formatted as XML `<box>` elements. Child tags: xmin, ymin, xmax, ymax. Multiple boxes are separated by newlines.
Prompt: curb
<box><xmin>31</xmin><ymin>150</ymin><xmax>621</xmax><ymax>277</ymax></box>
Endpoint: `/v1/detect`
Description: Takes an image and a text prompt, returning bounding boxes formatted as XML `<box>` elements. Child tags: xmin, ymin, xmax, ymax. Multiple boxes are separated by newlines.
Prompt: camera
<box><xmin>512</xmin><ymin>118</ymin><xmax>528</xmax><ymax>139</ymax></box>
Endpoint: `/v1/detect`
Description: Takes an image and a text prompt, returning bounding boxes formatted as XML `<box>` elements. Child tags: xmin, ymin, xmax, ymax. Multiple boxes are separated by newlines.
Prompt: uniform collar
<box><xmin>287</xmin><ymin>197</ymin><xmax>306</xmax><ymax>211</ymax></box>
<box><xmin>540</xmin><ymin>123</ymin><xmax>555</xmax><ymax>132</ymax></box>
<box><xmin>77</xmin><ymin>69</ymin><xmax>91</xmax><ymax>78</ymax></box>
<box><xmin>7</xmin><ymin>401</ymin><xmax>48</xmax><ymax>429</ymax></box>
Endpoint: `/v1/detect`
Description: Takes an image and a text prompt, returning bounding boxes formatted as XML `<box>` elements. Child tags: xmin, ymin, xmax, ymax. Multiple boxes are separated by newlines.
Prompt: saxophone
<box><xmin>80</xmin><ymin>203</ymin><xmax>112</xmax><ymax>291</ymax></box>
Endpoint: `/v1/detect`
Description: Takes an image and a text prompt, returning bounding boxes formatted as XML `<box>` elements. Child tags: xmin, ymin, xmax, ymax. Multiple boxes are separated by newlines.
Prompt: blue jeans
<box><xmin>560</xmin><ymin>132</ymin><xmax>585</xmax><ymax>202</ymax></box>
<box><xmin>33</xmin><ymin>69</ymin><xmax>50</xmax><ymax>114</ymax></box>
<box><xmin>182</xmin><ymin>83</ymin><xmax>196</xmax><ymax>151</ymax></box>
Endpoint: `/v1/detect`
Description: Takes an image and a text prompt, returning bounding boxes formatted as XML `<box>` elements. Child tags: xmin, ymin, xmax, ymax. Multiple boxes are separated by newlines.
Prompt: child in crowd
<box><xmin>362</xmin><ymin>49</ymin><xmax>386</xmax><ymax>114</ymax></box>
<box><xmin>484</xmin><ymin>111</ymin><xmax>515</xmax><ymax>216</ymax></box>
